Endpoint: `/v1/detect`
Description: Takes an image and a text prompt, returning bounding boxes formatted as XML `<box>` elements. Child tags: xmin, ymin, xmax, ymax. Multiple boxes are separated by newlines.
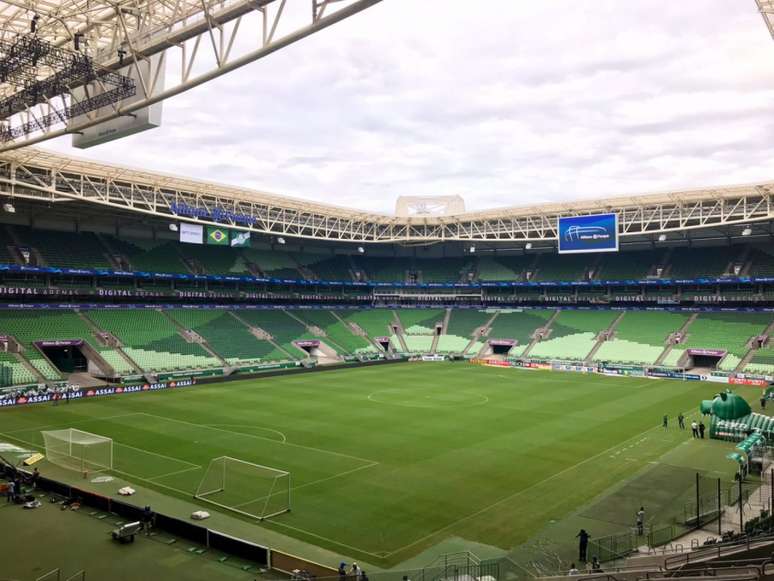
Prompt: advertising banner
<box><xmin>558</xmin><ymin>213</ymin><xmax>619</xmax><ymax>254</ymax></box>
<box><xmin>0</xmin><ymin>379</ymin><xmax>196</xmax><ymax>408</ymax></box>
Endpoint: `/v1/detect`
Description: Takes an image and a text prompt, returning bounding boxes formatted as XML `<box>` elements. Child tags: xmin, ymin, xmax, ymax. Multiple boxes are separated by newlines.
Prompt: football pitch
<box><xmin>0</xmin><ymin>362</ymin><xmax>743</xmax><ymax>567</ymax></box>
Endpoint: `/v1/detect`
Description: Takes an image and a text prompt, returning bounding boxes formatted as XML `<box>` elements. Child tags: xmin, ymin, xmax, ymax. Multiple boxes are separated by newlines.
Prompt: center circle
<box><xmin>367</xmin><ymin>388</ymin><xmax>488</xmax><ymax>408</ymax></box>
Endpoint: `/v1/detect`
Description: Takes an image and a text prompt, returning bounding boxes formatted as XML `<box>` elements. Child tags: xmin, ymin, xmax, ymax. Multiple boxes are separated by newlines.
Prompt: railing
<box><xmin>664</xmin><ymin>534</ymin><xmax>774</xmax><ymax>570</ymax></box>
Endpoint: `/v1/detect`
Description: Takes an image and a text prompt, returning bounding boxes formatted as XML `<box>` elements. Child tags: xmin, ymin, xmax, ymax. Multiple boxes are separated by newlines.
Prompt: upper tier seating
<box><xmin>533</xmin><ymin>254</ymin><xmax>594</xmax><ymax>281</ymax></box>
<box><xmin>168</xmin><ymin>309</ymin><xmax>288</xmax><ymax>364</ymax></box>
<box><xmin>123</xmin><ymin>240</ymin><xmax>190</xmax><ymax>273</ymax></box>
<box><xmin>668</xmin><ymin>247</ymin><xmax>742</xmax><ymax>278</ymax></box>
<box><xmin>242</xmin><ymin>248</ymin><xmax>301</xmax><ymax>278</ymax></box>
<box><xmin>354</xmin><ymin>257</ymin><xmax>408</xmax><ymax>282</ymax></box>
<box><xmin>298</xmin><ymin>254</ymin><xmax>353</xmax><ymax>281</ymax></box>
<box><xmin>15</xmin><ymin>227</ymin><xmax>113</xmax><ymax>270</ymax></box>
<box><xmin>595</xmin><ymin>250</ymin><xmax>660</xmax><ymax>280</ymax></box>
<box><xmin>530</xmin><ymin>310</ymin><xmax>618</xmax><ymax>361</ymax></box>
<box><xmin>415</xmin><ymin>258</ymin><xmax>471</xmax><ymax>283</ymax></box>
<box><xmin>593</xmin><ymin>311</ymin><xmax>688</xmax><ymax>365</ymax></box>
<box><xmin>748</xmin><ymin>246</ymin><xmax>774</xmax><ymax>277</ymax></box>
<box><xmin>339</xmin><ymin>310</ymin><xmax>396</xmax><ymax>339</ymax></box>
<box><xmin>86</xmin><ymin>309</ymin><xmax>220</xmax><ymax>372</ymax></box>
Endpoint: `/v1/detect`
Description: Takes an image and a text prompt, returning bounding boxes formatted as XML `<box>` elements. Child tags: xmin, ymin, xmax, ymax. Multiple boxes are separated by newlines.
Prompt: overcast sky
<box><xmin>44</xmin><ymin>0</ymin><xmax>774</xmax><ymax>214</ymax></box>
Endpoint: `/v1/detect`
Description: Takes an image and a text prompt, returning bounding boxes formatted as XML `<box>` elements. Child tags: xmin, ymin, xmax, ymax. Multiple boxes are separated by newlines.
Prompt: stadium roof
<box><xmin>1</xmin><ymin>146</ymin><xmax>772</xmax><ymax>244</ymax></box>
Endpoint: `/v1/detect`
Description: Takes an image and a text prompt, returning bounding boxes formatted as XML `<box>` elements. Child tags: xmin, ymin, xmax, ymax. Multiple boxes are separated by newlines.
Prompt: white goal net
<box><xmin>195</xmin><ymin>456</ymin><xmax>291</xmax><ymax>520</ymax></box>
<box><xmin>42</xmin><ymin>429</ymin><xmax>113</xmax><ymax>474</ymax></box>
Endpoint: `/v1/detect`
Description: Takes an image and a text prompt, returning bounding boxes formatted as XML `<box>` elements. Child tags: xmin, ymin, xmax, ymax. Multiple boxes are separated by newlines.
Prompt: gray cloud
<box><xmin>44</xmin><ymin>0</ymin><xmax>774</xmax><ymax>214</ymax></box>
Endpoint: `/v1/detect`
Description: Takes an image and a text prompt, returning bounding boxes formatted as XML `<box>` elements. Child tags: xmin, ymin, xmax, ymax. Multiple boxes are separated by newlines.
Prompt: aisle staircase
<box><xmin>655</xmin><ymin>313</ymin><xmax>698</xmax><ymax>366</ymax></box>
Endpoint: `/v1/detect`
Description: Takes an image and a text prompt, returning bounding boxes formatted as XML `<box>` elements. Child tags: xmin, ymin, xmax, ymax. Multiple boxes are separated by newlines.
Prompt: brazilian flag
<box><xmin>207</xmin><ymin>226</ymin><xmax>229</xmax><ymax>246</ymax></box>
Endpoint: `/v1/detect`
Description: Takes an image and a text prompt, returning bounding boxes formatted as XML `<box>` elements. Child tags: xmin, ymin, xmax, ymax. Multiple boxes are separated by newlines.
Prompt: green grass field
<box><xmin>0</xmin><ymin>362</ymin><xmax>744</xmax><ymax>567</ymax></box>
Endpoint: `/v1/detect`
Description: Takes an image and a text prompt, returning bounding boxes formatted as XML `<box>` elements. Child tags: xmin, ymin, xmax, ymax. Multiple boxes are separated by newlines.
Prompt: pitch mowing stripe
<box><xmin>137</xmin><ymin>411</ymin><xmax>379</xmax><ymax>465</ymax></box>
<box><xmin>114</xmin><ymin>441</ymin><xmax>201</xmax><ymax>469</ymax></box>
<box><xmin>382</xmin><ymin>404</ymin><xmax>699</xmax><ymax>557</ymax></box>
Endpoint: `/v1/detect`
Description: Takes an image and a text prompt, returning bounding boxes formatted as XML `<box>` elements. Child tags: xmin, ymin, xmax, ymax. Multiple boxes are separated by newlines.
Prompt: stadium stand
<box><xmin>671</xmin><ymin>312</ymin><xmax>772</xmax><ymax>370</ymax></box>
<box><xmin>243</xmin><ymin>248</ymin><xmax>301</xmax><ymax>278</ymax></box>
<box><xmin>338</xmin><ymin>310</ymin><xmax>398</xmax><ymax>344</ymax></box>
<box><xmin>401</xmin><ymin>335</ymin><xmax>434</xmax><ymax>353</ymax></box>
<box><xmin>122</xmin><ymin>240</ymin><xmax>190</xmax><ymax>273</ymax></box>
<box><xmin>748</xmin><ymin>245</ymin><xmax>774</xmax><ymax>277</ymax></box>
<box><xmin>529</xmin><ymin>310</ymin><xmax>618</xmax><ymax>361</ymax></box>
<box><xmin>486</xmin><ymin>309</ymin><xmax>555</xmax><ymax>356</ymax></box>
<box><xmin>747</xmin><ymin>344</ymin><xmax>774</xmax><ymax>375</ymax></box>
<box><xmin>415</xmin><ymin>258</ymin><xmax>472</xmax><ymax>283</ymax></box>
<box><xmin>86</xmin><ymin>309</ymin><xmax>221</xmax><ymax>372</ymax></box>
<box><xmin>234</xmin><ymin>310</ymin><xmax>317</xmax><ymax>358</ymax></box>
<box><xmin>14</xmin><ymin>227</ymin><xmax>113</xmax><ymax>270</ymax></box>
<box><xmin>595</xmin><ymin>249</ymin><xmax>658</xmax><ymax>280</ymax></box>
<box><xmin>0</xmin><ymin>352</ymin><xmax>37</xmax><ymax>387</ymax></box>
<box><xmin>533</xmin><ymin>254</ymin><xmax>594</xmax><ymax>281</ymax></box>
<box><xmin>668</xmin><ymin>246</ymin><xmax>742</xmax><ymax>278</ymax></box>
<box><xmin>593</xmin><ymin>311</ymin><xmax>689</xmax><ymax>365</ymax></box>
<box><xmin>446</xmin><ymin>309</ymin><xmax>491</xmax><ymax>337</ymax></box>
<box><xmin>354</xmin><ymin>257</ymin><xmax>408</xmax><ymax>282</ymax></box>
<box><xmin>299</xmin><ymin>254</ymin><xmax>354</xmax><ymax>281</ymax></box>
<box><xmin>397</xmin><ymin>309</ymin><xmax>445</xmax><ymax>334</ymax></box>
<box><xmin>289</xmin><ymin>310</ymin><xmax>374</xmax><ymax>354</ymax></box>
<box><xmin>167</xmin><ymin>309</ymin><xmax>288</xmax><ymax>365</ymax></box>
<box><xmin>176</xmin><ymin>245</ymin><xmax>248</xmax><ymax>275</ymax></box>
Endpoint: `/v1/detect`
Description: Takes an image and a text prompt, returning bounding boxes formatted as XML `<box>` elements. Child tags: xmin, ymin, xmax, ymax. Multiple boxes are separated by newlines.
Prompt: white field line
<box><xmin>383</xmin><ymin>405</ymin><xmax>701</xmax><ymax>557</ymax></box>
<box><xmin>205</xmin><ymin>424</ymin><xmax>287</xmax><ymax>443</ymax></box>
<box><xmin>291</xmin><ymin>461</ymin><xmax>379</xmax><ymax>493</ymax></box>
<box><xmin>137</xmin><ymin>412</ymin><xmax>378</xmax><ymax>465</ymax></box>
<box><xmin>147</xmin><ymin>465</ymin><xmax>202</xmax><ymax>482</ymax></box>
<box><xmin>0</xmin><ymin>428</ymin><xmax>384</xmax><ymax>558</ymax></box>
<box><xmin>114</xmin><ymin>441</ymin><xmax>200</xmax><ymax>469</ymax></box>
<box><xmin>5</xmin><ymin>412</ymin><xmax>145</xmax><ymax>434</ymax></box>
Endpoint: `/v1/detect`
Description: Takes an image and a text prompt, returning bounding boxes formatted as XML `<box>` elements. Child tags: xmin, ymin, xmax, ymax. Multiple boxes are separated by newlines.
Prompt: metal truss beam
<box><xmin>0</xmin><ymin>0</ymin><xmax>382</xmax><ymax>151</ymax></box>
<box><xmin>0</xmin><ymin>154</ymin><xmax>772</xmax><ymax>244</ymax></box>
<box><xmin>757</xmin><ymin>0</ymin><xmax>774</xmax><ymax>39</ymax></box>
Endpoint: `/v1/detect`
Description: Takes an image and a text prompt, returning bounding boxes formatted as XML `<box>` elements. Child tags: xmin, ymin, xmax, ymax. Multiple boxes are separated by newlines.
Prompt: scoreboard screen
<box><xmin>558</xmin><ymin>213</ymin><xmax>618</xmax><ymax>254</ymax></box>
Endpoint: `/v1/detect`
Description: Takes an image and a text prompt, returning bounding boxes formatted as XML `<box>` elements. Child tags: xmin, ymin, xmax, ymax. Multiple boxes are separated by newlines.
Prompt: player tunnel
<box><xmin>34</xmin><ymin>339</ymin><xmax>114</xmax><ymax>378</ymax></box>
<box><xmin>687</xmin><ymin>348</ymin><xmax>727</xmax><ymax>370</ymax></box>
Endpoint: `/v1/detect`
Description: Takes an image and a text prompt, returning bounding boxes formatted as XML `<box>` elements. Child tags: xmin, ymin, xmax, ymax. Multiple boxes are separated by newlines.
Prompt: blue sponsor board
<box><xmin>558</xmin><ymin>213</ymin><xmax>618</xmax><ymax>254</ymax></box>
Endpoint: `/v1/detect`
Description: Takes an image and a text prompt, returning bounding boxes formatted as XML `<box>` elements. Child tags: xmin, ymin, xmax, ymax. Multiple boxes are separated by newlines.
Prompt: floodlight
<box><xmin>2</xmin><ymin>203</ymin><xmax>15</xmax><ymax>213</ymax></box>
<box><xmin>277</xmin><ymin>237</ymin><xmax>286</xmax><ymax>245</ymax></box>
<box><xmin>168</xmin><ymin>223</ymin><xmax>178</xmax><ymax>232</ymax></box>
<box><xmin>357</xmin><ymin>246</ymin><xmax>365</xmax><ymax>254</ymax></box>
<box><xmin>469</xmin><ymin>245</ymin><xmax>476</xmax><ymax>253</ymax></box>
<box><xmin>657</xmin><ymin>234</ymin><xmax>667</xmax><ymax>242</ymax></box>
<box><xmin>525</xmin><ymin>242</ymin><xmax>532</xmax><ymax>250</ymax></box>
<box><xmin>742</xmin><ymin>226</ymin><xmax>752</xmax><ymax>236</ymax></box>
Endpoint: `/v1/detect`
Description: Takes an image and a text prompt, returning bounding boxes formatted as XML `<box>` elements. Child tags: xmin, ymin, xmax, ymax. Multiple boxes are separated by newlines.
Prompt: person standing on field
<box><xmin>699</xmin><ymin>422</ymin><xmax>706</xmax><ymax>439</ymax></box>
<box><xmin>636</xmin><ymin>506</ymin><xmax>645</xmax><ymax>536</ymax></box>
<box><xmin>691</xmin><ymin>421</ymin><xmax>699</xmax><ymax>438</ymax></box>
<box><xmin>662</xmin><ymin>415</ymin><xmax>668</xmax><ymax>429</ymax></box>
<box><xmin>678</xmin><ymin>413</ymin><xmax>685</xmax><ymax>430</ymax></box>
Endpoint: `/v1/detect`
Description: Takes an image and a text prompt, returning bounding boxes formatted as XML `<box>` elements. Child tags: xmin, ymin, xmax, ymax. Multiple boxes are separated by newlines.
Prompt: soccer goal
<box><xmin>194</xmin><ymin>456</ymin><xmax>291</xmax><ymax>520</ymax></box>
<box><xmin>42</xmin><ymin>429</ymin><xmax>113</xmax><ymax>474</ymax></box>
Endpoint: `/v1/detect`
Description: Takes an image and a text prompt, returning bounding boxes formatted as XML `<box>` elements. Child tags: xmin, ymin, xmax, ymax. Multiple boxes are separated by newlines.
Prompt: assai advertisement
<box><xmin>558</xmin><ymin>213</ymin><xmax>619</xmax><ymax>254</ymax></box>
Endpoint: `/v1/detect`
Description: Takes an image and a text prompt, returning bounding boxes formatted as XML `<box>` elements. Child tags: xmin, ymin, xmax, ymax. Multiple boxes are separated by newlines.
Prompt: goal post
<box><xmin>194</xmin><ymin>456</ymin><xmax>291</xmax><ymax>521</ymax></box>
<box><xmin>42</xmin><ymin>429</ymin><xmax>113</xmax><ymax>474</ymax></box>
